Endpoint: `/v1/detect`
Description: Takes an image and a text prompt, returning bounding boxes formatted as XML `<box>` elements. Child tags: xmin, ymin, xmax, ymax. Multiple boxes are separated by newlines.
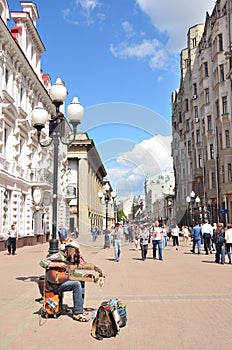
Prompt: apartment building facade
<box><xmin>0</xmin><ymin>0</ymin><xmax>70</xmax><ymax>241</ymax></box>
<box><xmin>172</xmin><ymin>0</ymin><xmax>232</xmax><ymax>226</ymax></box>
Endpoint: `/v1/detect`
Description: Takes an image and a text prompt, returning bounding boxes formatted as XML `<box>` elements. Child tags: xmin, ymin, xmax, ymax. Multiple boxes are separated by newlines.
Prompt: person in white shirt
<box><xmin>171</xmin><ymin>225</ymin><xmax>180</xmax><ymax>250</ymax></box>
<box><xmin>7</xmin><ymin>224</ymin><xmax>18</xmax><ymax>255</ymax></box>
<box><xmin>201</xmin><ymin>220</ymin><xmax>213</xmax><ymax>255</ymax></box>
<box><xmin>111</xmin><ymin>223</ymin><xmax>124</xmax><ymax>262</ymax></box>
<box><xmin>225</xmin><ymin>224</ymin><xmax>232</xmax><ymax>264</ymax></box>
<box><xmin>150</xmin><ymin>221</ymin><xmax>163</xmax><ymax>261</ymax></box>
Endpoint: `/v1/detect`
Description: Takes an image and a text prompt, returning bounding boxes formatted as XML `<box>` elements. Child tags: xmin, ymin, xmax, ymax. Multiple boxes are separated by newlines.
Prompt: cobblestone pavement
<box><xmin>0</xmin><ymin>237</ymin><xmax>231</xmax><ymax>350</ymax></box>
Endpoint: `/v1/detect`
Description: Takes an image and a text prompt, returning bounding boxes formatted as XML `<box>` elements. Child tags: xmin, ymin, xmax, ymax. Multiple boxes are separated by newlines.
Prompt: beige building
<box><xmin>0</xmin><ymin>1</ymin><xmax>69</xmax><ymax>241</ymax></box>
<box><xmin>67</xmin><ymin>133</ymin><xmax>115</xmax><ymax>236</ymax></box>
<box><xmin>172</xmin><ymin>0</ymin><xmax>232</xmax><ymax>225</ymax></box>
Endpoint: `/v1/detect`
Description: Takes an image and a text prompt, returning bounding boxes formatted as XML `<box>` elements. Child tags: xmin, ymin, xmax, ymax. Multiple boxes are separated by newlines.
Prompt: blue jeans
<box><xmin>192</xmin><ymin>238</ymin><xmax>201</xmax><ymax>253</ymax></box>
<box><xmin>57</xmin><ymin>280</ymin><xmax>84</xmax><ymax>315</ymax></box>
<box><xmin>114</xmin><ymin>240</ymin><xmax>122</xmax><ymax>261</ymax></box>
<box><xmin>215</xmin><ymin>243</ymin><xmax>225</xmax><ymax>264</ymax></box>
<box><xmin>152</xmin><ymin>239</ymin><xmax>163</xmax><ymax>260</ymax></box>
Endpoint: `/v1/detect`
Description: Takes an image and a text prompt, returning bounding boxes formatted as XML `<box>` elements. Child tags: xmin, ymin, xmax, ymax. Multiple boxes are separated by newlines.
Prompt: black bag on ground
<box><xmin>91</xmin><ymin>302</ymin><xmax>118</xmax><ymax>340</ymax></box>
<box><xmin>91</xmin><ymin>298</ymin><xmax>127</xmax><ymax>340</ymax></box>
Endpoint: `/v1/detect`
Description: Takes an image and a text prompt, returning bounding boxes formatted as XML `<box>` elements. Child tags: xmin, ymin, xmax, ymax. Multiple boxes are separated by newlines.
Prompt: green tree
<box><xmin>117</xmin><ymin>209</ymin><xmax>127</xmax><ymax>222</ymax></box>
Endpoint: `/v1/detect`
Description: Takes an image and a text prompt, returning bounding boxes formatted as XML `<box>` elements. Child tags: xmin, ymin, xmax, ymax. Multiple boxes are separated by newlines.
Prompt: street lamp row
<box><xmin>98</xmin><ymin>180</ymin><xmax>117</xmax><ymax>248</ymax></box>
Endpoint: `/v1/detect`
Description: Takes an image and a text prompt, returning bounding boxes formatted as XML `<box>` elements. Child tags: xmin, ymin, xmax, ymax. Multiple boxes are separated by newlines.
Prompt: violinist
<box><xmin>40</xmin><ymin>240</ymin><xmax>103</xmax><ymax>322</ymax></box>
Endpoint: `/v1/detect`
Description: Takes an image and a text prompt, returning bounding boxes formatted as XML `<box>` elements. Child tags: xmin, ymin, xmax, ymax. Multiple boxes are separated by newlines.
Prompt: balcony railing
<box><xmin>30</xmin><ymin>168</ymin><xmax>53</xmax><ymax>185</ymax></box>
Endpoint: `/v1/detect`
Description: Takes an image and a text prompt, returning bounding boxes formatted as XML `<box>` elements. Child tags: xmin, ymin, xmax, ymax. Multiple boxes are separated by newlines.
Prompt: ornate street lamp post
<box><xmin>186</xmin><ymin>191</ymin><xmax>201</xmax><ymax>226</ymax></box>
<box><xmin>186</xmin><ymin>195</ymin><xmax>191</xmax><ymax>226</ymax></box>
<box><xmin>32</xmin><ymin>78</ymin><xmax>84</xmax><ymax>254</ymax></box>
<box><xmin>98</xmin><ymin>180</ymin><xmax>117</xmax><ymax>248</ymax></box>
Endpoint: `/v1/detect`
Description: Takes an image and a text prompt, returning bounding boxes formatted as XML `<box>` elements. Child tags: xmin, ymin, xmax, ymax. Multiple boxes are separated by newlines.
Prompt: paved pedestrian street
<box><xmin>0</xmin><ymin>238</ymin><xmax>231</xmax><ymax>350</ymax></box>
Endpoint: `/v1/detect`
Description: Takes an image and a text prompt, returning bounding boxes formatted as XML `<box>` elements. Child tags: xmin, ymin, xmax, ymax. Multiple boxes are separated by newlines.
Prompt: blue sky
<box><xmin>7</xmin><ymin>0</ymin><xmax>215</xmax><ymax>199</ymax></box>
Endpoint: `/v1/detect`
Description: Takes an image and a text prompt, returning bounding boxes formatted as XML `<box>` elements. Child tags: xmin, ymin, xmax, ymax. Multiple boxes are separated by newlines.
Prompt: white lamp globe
<box><xmin>31</xmin><ymin>102</ymin><xmax>48</xmax><ymax>128</ymax></box>
<box><xmin>66</xmin><ymin>97</ymin><xmax>84</xmax><ymax>127</ymax></box>
<box><xmin>50</xmin><ymin>78</ymin><xmax>67</xmax><ymax>103</ymax></box>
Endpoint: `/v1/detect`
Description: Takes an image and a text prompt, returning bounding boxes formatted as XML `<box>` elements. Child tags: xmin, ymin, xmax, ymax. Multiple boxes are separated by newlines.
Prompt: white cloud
<box><xmin>75</xmin><ymin>0</ymin><xmax>101</xmax><ymax>10</ymax></box>
<box><xmin>136</xmin><ymin>0</ymin><xmax>215</xmax><ymax>52</ymax></box>
<box><xmin>110</xmin><ymin>38</ymin><xmax>169</xmax><ymax>70</ymax></box>
<box><xmin>106</xmin><ymin>135</ymin><xmax>173</xmax><ymax>198</ymax></box>
<box><xmin>63</xmin><ymin>0</ymin><xmax>104</xmax><ymax>26</ymax></box>
<box><xmin>109</xmin><ymin>1</ymin><xmax>215</xmax><ymax>69</ymax></box>
<box><xmin>122</xmin><ymin>21</ymin><xmax>135</xmax><ymax>39</ymax></box>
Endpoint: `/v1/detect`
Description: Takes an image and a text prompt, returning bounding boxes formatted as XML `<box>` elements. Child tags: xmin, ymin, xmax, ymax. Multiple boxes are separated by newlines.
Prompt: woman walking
<box><xmin>139</xmin><ymin>226</ymin><xmax>149</xmax><ymax>261</ymax></box>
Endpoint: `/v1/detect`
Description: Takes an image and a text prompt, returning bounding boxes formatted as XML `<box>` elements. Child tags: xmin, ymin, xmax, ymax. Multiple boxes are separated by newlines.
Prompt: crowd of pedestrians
<box><xmin>105</xmin><ymin>219</ymin><xmax>232</xmax><ymax>265</ymax></box>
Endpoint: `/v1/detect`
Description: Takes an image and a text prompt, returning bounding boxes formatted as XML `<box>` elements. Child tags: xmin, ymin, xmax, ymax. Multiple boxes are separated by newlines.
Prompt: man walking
<box><xmin>58</xmin><ymin>224</ymin><xmax>68</xmax><ymax>243</ymax></box>
<box><xmin>191</xmin><ymin>223</ymin><xmax>202</xmax><ymax>254</ymax></box>
<box><xmin>150</xmin><ymin>221</ymin><xmax>163</xmax><ymax>260</ymax></box>
<box><xmin>111</xmin><ymin>223</ymin><xmax>124</xmax><ymax>262</ymax></box>
<box><xmin>7</xmin><ymin>224</ymin><xmax>18</xmax><ymax>255</ymax></box>
<box><xmin>201</xmin><ymin>219</ymin><xmax>213</xmax><ymax>254</ymax></box>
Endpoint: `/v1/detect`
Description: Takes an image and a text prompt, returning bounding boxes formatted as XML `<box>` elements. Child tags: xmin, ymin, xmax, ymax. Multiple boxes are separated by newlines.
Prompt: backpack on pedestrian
<box><xmin>91</xmin><ymin>298</ymin><xmax>127</xmax><ymax>340</ymax></box>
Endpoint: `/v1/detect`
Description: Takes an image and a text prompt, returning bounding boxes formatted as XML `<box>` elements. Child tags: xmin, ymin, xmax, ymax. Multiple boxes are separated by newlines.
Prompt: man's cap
<box><xmin>65</xmin><ymin>240</ymin><xmax>80</xmax><ymax>250</ymax></box>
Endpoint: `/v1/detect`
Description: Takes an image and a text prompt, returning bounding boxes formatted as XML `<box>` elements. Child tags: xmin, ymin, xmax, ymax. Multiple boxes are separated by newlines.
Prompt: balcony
<box><xmin>30</xmin><ymin>168</ymin><xmax>53</xmax><ymax>189</ymax></box>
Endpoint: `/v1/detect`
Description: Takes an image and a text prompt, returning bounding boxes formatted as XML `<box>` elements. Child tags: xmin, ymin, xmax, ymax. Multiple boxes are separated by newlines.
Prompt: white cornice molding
<box><xmin>11</xmin><ymin>11</ymin><xmax>45</xmax><ymax>53</ymax></box>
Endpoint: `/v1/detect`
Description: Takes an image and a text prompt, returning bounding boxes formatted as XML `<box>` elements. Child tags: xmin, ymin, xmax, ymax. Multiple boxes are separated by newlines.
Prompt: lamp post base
<box><xmin>104</xmin><ymin>231</ymin><xmax>111</xmax><ymax>248</ymax></box>
<box><xmin>48</xmin><ymin>238</ymin><xmax>59</xmax><ymax>255</ymax></box>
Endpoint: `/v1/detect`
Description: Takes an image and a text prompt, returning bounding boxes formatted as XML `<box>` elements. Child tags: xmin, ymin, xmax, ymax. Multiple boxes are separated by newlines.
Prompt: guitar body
<box><xmin>46</xmin><ymin>265</ymin><xmax>98</xmax><ymax>285</ymax></box>
<box><xmin>46</xmin><ymin>267</ymin><xmax>69</xmax><ymax>285</ymax></box>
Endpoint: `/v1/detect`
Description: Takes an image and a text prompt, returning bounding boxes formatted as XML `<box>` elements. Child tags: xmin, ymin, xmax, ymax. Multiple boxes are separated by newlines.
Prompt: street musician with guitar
<box><xmin>40</xmin><ymin>240</ymin><xmax>104</xmax><ymax>322</ymax></box>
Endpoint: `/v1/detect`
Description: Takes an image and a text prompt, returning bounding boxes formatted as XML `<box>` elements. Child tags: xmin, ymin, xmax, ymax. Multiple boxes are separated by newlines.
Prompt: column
<box><xmin>78</xmin><ymin>157</ymin><xmax>89</xmax><ymax>236</ymax></box>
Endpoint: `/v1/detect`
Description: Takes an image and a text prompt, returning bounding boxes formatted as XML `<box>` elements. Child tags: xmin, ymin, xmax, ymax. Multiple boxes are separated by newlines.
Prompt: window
<box><xmin>207</xmin><ymin>115</ymin><xmax>213</xmax><ymax>131</ymax></box>
<box><xmin>196</xmin><ymin>129</ymin><xmax>200</xmax><ymax>144</ymax></box>
<box><xmin>198</xmin><ymin>154</ymin><xmax>203</xmax><ymax>168</ymax></box>
<box><xmin>210</xmin><ymin>144</ymin><xmax>214</xmax><ymax>159</ymax></box>
<box><xmin>222</xmin><ymin>165</ymin><xmax>225</xmax><ymax>183</ymax></box>
<box><xmin>219</xmin><ymin>64</ymin><xmax>225</xmax><ymax>81</ymax></box>
<box><xmin>222</xmin><ymin>96</ymin><xmax>228</xmax><ymax>114</ymax></box>
<box><xmin>188</xmin><ymin>140</ymin><xmax>191</xmax><ymax>154</ymax></box>
<box><xmin>173</xmin><ymin>121</ymin><xmax>177</xmax><ymax>130</ymax></box>
<box><xmin>186</xmin><ymin>119</ymin><xmax>190</xmax><ymax>132</ymax></box>
<box><xmin>193</xmin><ymin>83</ymin><xmax>197</xmax><ymax>96</ymax></box>
<box><xmin>179</xmin><ymin>112</ymin><xmax>182</xmax><ymax>123</ymax></box>
<box><xmin>205</xmin><ymin>88</ymin><xmax>210</xmax><ymax>104</ymax></box>
<box><xmin>202</xmin><ymin>118</ymin><xmax>205</xmax><ymax>134</ymax></box>
<box><xmin>218</xmin><ymin>33</ymin><xmax>223</xmax><ymax>51</ymax></box>
<box><xmin>225</xmin><ymin>130</ymin><xmax>230</xmax><ymax>148</ymax></box>
<box><xmin>228</xmin><ymin>163</ymin><xmax>232</xmax><ymax>182</ymax></box>
<box><xmin>212</xmin><ymin>172</ymin><xmax>216</xmax><ymax>188</ymax></box>
<box><xmin>20</xmin><ymin>88</ymin><xmax>23</xmax><ymax>102</ymax></box>
<box><xmin>5</xmin><ymin>68</ymin><xmax>9</xmax><ymax>87</ymax></box>
<box><xmin>215</xmin><ymin>100</ymin><xmax>220</xmax><ymax>118</ymax></box>
<box><xmin>192</xmin><ymin>37</ymin><xmax>197</xmax><ymax>47</ymax></box>
<box><xmin>204</xmin><ymin>62</ymin><xmax>209</xmax><ymax>77</ymax></box>
<box><xmin>185</xmin><ymin>99</ymin><xmax>189</xmax><ymax>112</ymax></box>
<box><xmin>194</xmin><ymin>106</ymin><xmax>199</xmax><ymax>122</ymax></box>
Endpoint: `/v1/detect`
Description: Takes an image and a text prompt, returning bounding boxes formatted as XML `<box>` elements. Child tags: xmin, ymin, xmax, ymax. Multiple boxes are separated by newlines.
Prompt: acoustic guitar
<box><xmin>46</xmin><ymin>265</ymin><xmax>100</xmax><ymax>285</ymax></box>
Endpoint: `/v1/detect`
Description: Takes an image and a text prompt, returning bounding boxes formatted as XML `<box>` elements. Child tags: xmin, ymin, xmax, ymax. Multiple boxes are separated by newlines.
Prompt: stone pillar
<box><xmin>78</xmin><ymin>157</ymin><xmax>89</xmax><ymax>236</ymax></box>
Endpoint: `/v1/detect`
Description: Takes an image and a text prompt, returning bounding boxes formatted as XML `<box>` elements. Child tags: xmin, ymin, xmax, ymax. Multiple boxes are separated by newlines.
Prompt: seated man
<box><xmin>40</xmin><ymin>240</ymin><xmax>103</xmax><ymax>322</ymax></box>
